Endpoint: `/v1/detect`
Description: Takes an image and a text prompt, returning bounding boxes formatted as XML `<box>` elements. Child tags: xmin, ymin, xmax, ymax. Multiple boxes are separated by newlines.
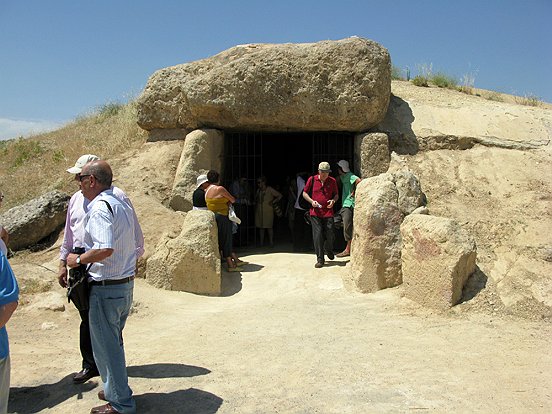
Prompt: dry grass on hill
<box><xmin>0</xmin><ymin>101</ymin><xmax>147</xmax><ymax>209</ymax></box>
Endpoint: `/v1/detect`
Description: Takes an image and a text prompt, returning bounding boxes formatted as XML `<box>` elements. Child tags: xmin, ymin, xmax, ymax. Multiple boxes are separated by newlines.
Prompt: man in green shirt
<box><xmin>336</xmin><ymin>160</ymin><xmax>361</xmax><ymax>257</ymax></box>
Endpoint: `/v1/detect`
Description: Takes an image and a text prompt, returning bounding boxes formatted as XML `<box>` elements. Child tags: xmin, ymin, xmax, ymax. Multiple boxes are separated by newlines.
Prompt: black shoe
<box><xmin>326</xmin><ymin>251</ymin><xmax>335</xmax><ymax>260</ymax></box>
<box><xmin>314</xmin><ymin>262</ymin><xmax>324</xmax><ymax>269</ymax></box>
<box><xmin>73</xmin><ymin>367</ymin><xmax>99</xmax><ymax>384</ymax></box>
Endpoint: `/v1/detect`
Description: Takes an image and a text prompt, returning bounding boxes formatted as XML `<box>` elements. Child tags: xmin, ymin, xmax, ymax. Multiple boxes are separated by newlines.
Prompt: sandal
<box><xmin>227</xmin><ymin>265</ymin><xmax>242</xmax><ymax>272</ymax></box>
<box><xmin>234</xmin><ymin>260</ymin><xmax>249</xmax><ymax>266</ymax></box>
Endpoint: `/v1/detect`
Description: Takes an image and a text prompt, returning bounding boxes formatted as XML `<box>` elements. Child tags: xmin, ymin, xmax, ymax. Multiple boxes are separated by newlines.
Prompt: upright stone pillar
<box><xmin>169</xmin><ymin>128</ymin><xmax>224</xmax><ymax>211</ymax></box>
<box><xmin>354</xmin><ymin>132</ymin><xmax>390</xmax><ymax>178</ymax></box>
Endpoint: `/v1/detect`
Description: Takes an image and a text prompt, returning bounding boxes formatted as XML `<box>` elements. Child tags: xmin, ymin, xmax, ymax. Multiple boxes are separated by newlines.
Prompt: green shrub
<box><xmin>412</xmin><ymin>75</ymin><xmax>429</xmax><ymax>87</ymax></box>
<box><xmin>10</xmin><ymin>139</ymin><xmax>44</xmax><ymax>169</ymax></box>
<box><xmin>96</xmin><ymin>102</ymin><xmax>124</xmax><ymax>118</ymax></box>
<box><xmin>431</xmin><ymin>72</ymin><xmax>457</xmax><ymax>88</ymax></box>
<box><xmin>52</xmin><ymin>149</ymin><xmax>65</xmax><ymax>163</ymax></box>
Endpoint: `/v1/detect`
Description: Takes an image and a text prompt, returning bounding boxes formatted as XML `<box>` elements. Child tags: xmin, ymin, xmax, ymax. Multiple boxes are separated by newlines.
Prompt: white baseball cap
<box><xmin>67</xmin><ymin>154</ymin><xmax>100</xmax><ymax>174</ymax></box>
<box><xmin>337</xmin><ymin>160</ymin><xmax>350</xmax><ymax>172</ymax></box>
<box><xmin>196</xmin><ymin>174</ymin><xmax>209</xmax><ymax>188</ymax></box>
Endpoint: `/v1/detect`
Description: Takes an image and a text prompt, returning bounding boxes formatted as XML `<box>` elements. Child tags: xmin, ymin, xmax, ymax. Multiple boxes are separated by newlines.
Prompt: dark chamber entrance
<box><xmin>223</xmin><ymin>131</ymin><xmax>354</xmax><ymax>250</ymax></box>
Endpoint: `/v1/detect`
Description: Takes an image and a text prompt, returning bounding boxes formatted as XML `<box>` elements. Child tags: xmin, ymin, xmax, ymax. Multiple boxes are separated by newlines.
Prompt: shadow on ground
<box><xmin>9</xmin><ymin>374</ymin><xmax>98</xmax><ymax>413</ymax></box>
<box><xmin>127</xmin><ymin>363</ymin><xmax>210</xmax><ymax>379</ymax></box>
<box><xmin>325</xmin><ymin>260</ymin><xmax>348</xmax><ymax>267</ymax></box>
<box><xmin>460</xmin><ymin>266</ymin><xmax>488</xmax><ymax>303</ymax></box>
<box><xmin>135</xmin><ymin>388</ymin><xmax>223</xmax><ymax>414</ymax></box>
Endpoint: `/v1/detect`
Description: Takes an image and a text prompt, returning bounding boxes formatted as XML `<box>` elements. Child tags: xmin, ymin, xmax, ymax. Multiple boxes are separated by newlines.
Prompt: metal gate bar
<box><xmin>224</xmin><ymin>131</ymin><xmax>354</xmax><ymax>249</ymax></box>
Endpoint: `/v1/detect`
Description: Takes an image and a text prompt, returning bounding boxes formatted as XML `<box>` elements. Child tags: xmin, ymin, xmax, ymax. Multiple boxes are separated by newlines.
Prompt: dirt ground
<box><xmin>5</xmin><ymin>82</ymin><xmax>552</xmax><ymax>413</ymax></box>
<box><xmin>7</xmin><ymin>251</ymin><xmax>552</xmax><ymax>413</ymax></box>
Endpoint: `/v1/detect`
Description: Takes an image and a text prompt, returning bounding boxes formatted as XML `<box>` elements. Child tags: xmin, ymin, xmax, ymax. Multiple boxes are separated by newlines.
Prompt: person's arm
<box><xmin>351</xmin><ymin>176</ymin><xmax>362</xmax><ymax>198</ymax></box>
<box><xmin>0</xmin><ymin>226</ymin><xmax>8</xmax><ymax>247</ymax></box>
<box><xmin>0</xmin><ymin>301</ymin><xmax>18</xmax><ymax>329</ymax></box>
<box><xmin>67</xmin><ymin>248</ymin><xmax>113</xmax><ymax>268</ymax></box>
<box><xmin>67</xmin><ymin>201</ymin><xmax>114</xmax><ymax>268</ymax></box>
<box><xmin>302</xmin><ymin>178</ymin><xmax>320</xmax><ymax>207</ymax></box>
<box><xmin>220</xmin><ymin>186</ymin><xmax>236</xmax><ymax>204</ymax></box>
<box><xmin>58</xmin><ymin>198</ymin><xmax>75</xmax><ymax>287</ymax></box>
<box><xmin>270</xmin><ymin>187</ymin><xmax>283</xmax><ymax>204</ymax></box>
<box><xmin>327</xmin><ymin>180</ymin><xmax>339</xmax><ymax>209</ymax></box>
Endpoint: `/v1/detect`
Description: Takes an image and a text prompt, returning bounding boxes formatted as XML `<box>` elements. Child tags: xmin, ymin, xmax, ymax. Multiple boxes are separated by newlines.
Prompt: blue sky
<box><xmin>0</xmin><ymin>0</ymin><xmax>550</xmax><ymax>140</ymax></box>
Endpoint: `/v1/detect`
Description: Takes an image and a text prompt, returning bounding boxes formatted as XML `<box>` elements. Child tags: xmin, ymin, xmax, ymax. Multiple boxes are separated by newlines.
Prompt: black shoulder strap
<box><xmin>100</xmin><ymin>199</ymin><xmax>113</xmax><ymax>216</ymax></box>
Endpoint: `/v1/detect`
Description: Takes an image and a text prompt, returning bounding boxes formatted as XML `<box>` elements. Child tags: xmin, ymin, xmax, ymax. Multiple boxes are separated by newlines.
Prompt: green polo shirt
<box><xmin>340</xmin><ymin>172</ymin><xmax>360</xmax><ymax>208</ymax></box>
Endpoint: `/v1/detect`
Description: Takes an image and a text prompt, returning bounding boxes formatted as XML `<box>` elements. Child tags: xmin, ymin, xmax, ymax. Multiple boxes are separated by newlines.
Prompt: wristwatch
<box><xmin>76</xmin><ymin>255</ymin><xmax>81</xmax><ymax>265</ymax></box>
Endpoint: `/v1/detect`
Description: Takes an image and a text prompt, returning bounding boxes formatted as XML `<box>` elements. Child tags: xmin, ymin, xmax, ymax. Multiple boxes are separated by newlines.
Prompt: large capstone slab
<box><xmin>137</xmin><ymin>37</ymin><xmax>391</xmax><ymax>132</ymax></box>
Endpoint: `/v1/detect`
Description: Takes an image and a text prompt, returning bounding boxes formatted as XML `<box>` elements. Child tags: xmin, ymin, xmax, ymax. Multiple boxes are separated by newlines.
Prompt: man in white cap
<box><xmin>59</xmin><ymin>154</ymin><xmax>144</xmax><ymax>385</ymax></box>
<box><xmin>336</xmin><ymin>160</ymin><xmax>361</xmax><ymax>257</ymax></box>
<box><xmin>302</xmin><ymin>161</ymin><xmax>338</xmax><ymax>268</ymax></box>
<box><xmin>67</xmin><ymin>160</ymin><xmax>138</xmax><ymax>414</ymax></box>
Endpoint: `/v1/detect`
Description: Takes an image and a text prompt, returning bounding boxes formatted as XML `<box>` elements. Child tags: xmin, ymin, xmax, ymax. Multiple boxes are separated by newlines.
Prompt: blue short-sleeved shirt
<box><xmin>0</xmin><ymin>251</ymin><xmax>19</xmax><ymax>359</ymax></box>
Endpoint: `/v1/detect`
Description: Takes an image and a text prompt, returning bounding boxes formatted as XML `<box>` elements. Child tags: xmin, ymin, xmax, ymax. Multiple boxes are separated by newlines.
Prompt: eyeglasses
<box><xmin>77</xmin><ymin>174</ymin><xmax>93</xmax><ymax>182</ymax></box>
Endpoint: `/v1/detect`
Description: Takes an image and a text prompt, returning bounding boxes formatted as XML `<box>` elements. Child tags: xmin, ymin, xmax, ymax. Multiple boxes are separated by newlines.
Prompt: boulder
<box><xmin>137</xmin><ymin>37</ymin><xmax>391</xmax><ymax>132</ymax></box>
<box><xmin>394</xmin><ymin>170</ymin><xmax>426</xmax><ymax>215</ymax></box>
<box><xmin>146</xmin><ymin>210</ymin><xmax>221</xmax><ymax>295</ymax></box>
<box><xmin>347</xmin><ymin>170</ymin><xmax>427</xmax><ymax>293</ymax></box>
<box><xmin>1</xmin><ymin>190</ymin><xmax>70</xmax><ymax>251</ymax></box>
<box><xmin>348</xmin><ymin>174</ymin><xmax>404</xmax><ymax>292</ymax></box>
<box><xmin>169</xmin><ymin>129</ymin><xmax>224</xmax><ymax>211</ymax></box>
<box><xmin>354</xmin><ymin>132</ymin><xmax>390</xmax><ymax>178</ymax></box>
<box><xmin>401</xmin><ymin>214</ymin><xmax>477</xmax><ymax>310</ymax></box>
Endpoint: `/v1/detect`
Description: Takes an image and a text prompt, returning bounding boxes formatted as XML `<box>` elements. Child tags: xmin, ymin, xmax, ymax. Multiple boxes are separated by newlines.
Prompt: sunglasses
<box><xmin>77</xmin><ymin>174</ymin><xmax>93</xmax><ymax>182</ymax></box>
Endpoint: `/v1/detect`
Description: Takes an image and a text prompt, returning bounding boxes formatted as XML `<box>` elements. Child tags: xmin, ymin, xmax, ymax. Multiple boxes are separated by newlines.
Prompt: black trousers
<box><xmin>310</xmin><ymin>216</ymin><xmax>335</xmax><ymax>264</ymax></box>
<box><xmin>78</xmin><ymin>308</ymin><xmax>98</xmax><ymax>372</ymax></box>
<box><xmin>215</xmin><ymin>213</ymin><xmax>233</xmax><ymax>258</ymax></box>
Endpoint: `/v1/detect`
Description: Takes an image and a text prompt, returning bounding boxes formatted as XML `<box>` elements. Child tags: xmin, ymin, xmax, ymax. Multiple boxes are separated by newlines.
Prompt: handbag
<box><xmin>228</xmin><ymin>205</ymin><xmax>241</xmax><ymax>224</ymax></box>
<box><xmin>273</xmin><ymin>200</ymin><xmax>283</xmax><ymax>218</ymax></box>
<box><xmin>298</xmin><ymin>176</ymin><xmax>314</xmax><ymax>210</ymax></box>
<box><xmin>67</xmin><ymin>263</ymin><xmax>89</xmax><ymax>311</ymax></box>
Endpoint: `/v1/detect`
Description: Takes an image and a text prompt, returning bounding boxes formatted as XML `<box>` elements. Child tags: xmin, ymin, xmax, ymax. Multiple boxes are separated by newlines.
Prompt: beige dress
<box><xmin>255</xmin><ymin>187</ymin><xmax>279</xmax><ymax>229</ymax></box>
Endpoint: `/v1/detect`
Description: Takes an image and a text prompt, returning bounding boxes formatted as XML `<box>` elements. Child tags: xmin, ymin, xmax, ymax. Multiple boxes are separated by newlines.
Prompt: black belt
<box><xmin>89</xmin><ymin>276</ymin><xmax>135</xmax><ymax>286</ymax></box>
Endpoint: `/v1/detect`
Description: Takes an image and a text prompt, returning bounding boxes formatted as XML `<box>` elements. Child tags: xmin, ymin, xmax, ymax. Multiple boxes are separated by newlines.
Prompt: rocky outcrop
<box><xmin>348</xmin><ymin>171</ymin><xmax>426</xmax><ymax>293</ymax></box>
<box><xmin>380</xmin><ymin>81</ymin><xmax>552</xmax><ymax>154</ymax></box>
<box><xmin>169</xmin><ymin>129</ymin><xmax>224</xmax><ymax>212</ymax></box>
<box><xmin>137</xmin><ymin>37</ymin><xmax>391</xmax><ymax>133</ymax></box>
<box><xmin>146</xmin><ymin>210</ymin><xmax>221</xmax><ymax>295</ymax></box>
<box><xmin>394</xmin><ymin>170</ymin><xmax>427</xmax><ymax>215</ymax></box>
<box><xmin>1</xmin><ymin>191</ymin><xmax>70</xmax><ymax>251</ymax></box>
<box><xmin>400</xmin><ymin>214</ymin><xmax>477</xmax><ymax>309</ymax></box>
